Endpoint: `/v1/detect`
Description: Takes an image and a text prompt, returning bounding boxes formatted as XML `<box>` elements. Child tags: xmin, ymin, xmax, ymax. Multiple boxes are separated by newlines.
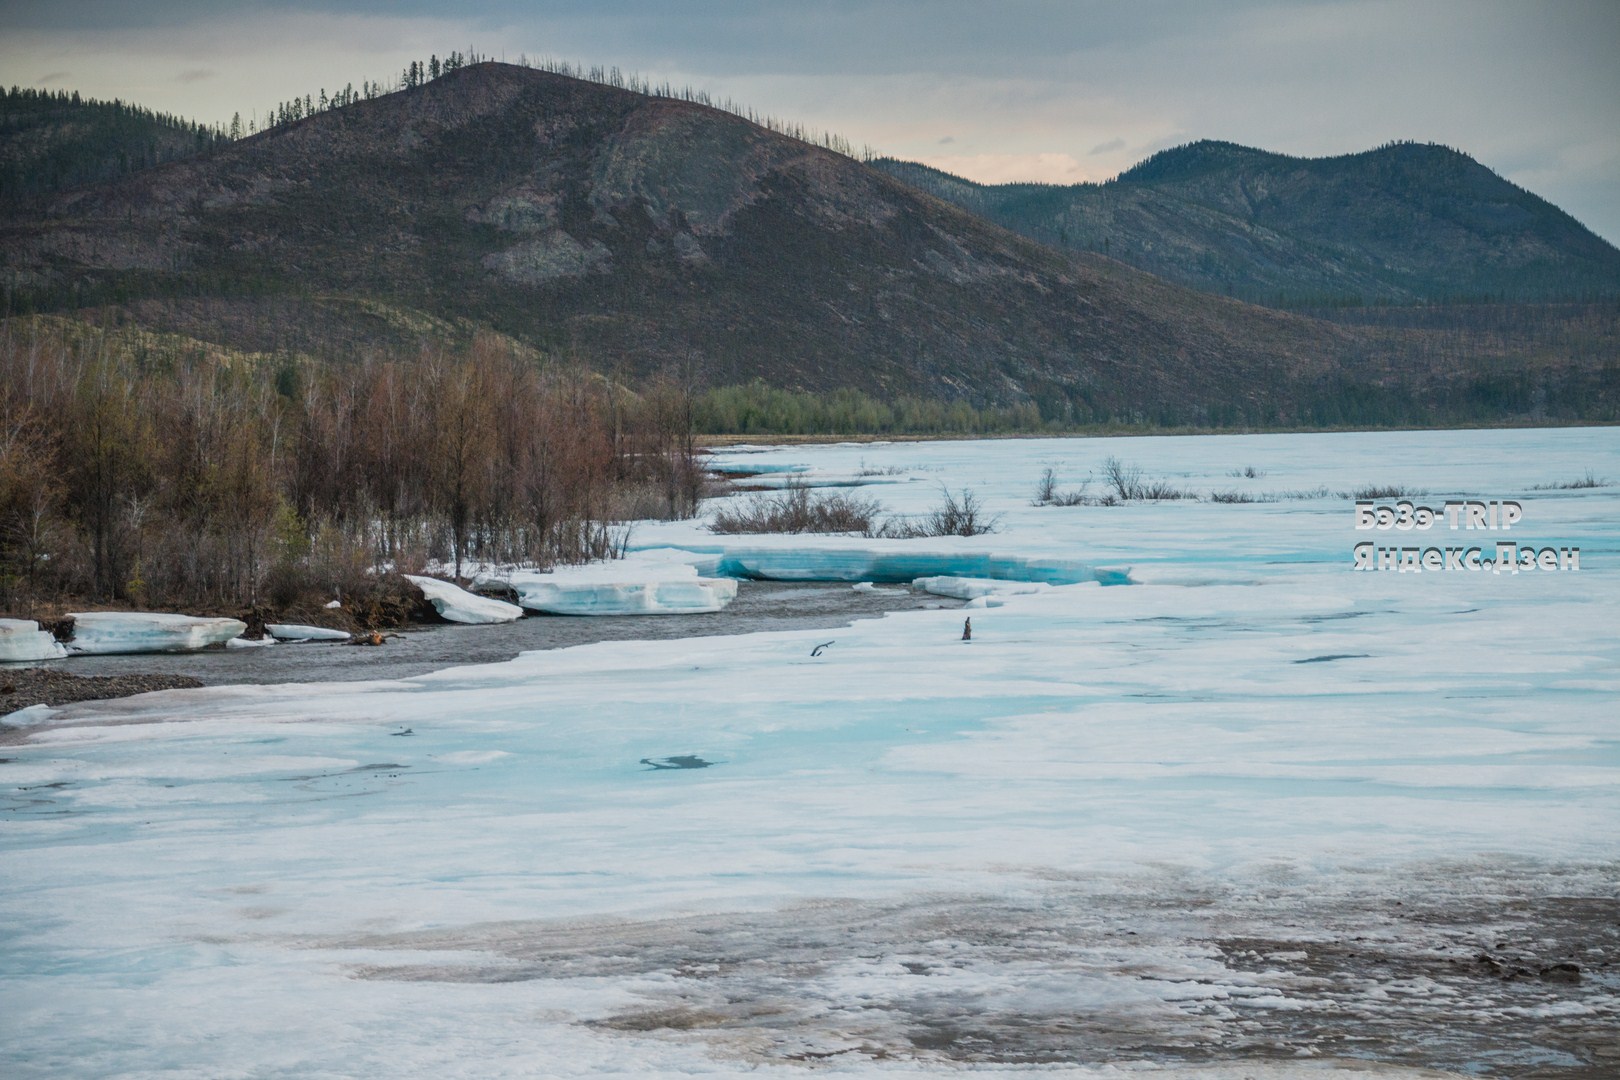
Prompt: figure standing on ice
<box><xmin>962</xmin><ymin>617</ymin><xmax>971</xmax><ymax>642</ymax></box>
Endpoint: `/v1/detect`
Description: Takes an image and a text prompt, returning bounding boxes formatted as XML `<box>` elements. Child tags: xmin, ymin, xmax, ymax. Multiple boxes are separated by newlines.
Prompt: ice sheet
<box><xmin>4</xmin><ymin>428</ymin><xmax>1617</xmax><ymax>1077</ymax></box>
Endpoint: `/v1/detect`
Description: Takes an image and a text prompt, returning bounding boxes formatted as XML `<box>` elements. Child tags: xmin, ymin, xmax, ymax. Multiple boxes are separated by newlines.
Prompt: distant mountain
<box><xmin>1</xmin><ymin>66</ymin><xmax>1612</xmax><ymax>426</ymax></box>
<box><xmin>873</xmin><ymin>141</ymin><xmax>1620</xmax><ymax>307</ymax></box>
<box><xmin>0</xmin><ymin>87</ymin><xmax>225</xmax><ymax>206</ymax></box>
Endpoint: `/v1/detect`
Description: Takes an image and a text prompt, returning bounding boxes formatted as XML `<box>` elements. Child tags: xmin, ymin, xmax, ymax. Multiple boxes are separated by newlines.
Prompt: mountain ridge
<box><xmin>874</xmin><ymin>140</ymin><xmax>1620</xmax><ymax>307</ymax></box>
<box><xmin>1</xmin><ymin>64</ymin><xmax>1613</xmax><ymax>426</ymax></box>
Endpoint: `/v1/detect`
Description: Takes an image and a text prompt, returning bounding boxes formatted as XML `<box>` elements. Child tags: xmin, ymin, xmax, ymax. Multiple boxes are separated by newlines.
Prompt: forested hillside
<box><xmin>0</xmin><ymin>87</ymin><xmax>227</xmax><ymax>205</ymax></box>
<box><xmin>875</xmin><ymin>141</ymin><xmax>1620</xmax><ymax>307</ymax></box>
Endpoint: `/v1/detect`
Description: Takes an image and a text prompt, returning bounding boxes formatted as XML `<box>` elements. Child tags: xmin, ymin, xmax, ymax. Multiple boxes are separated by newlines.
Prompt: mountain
<box><xmin>873</xmin><ymin>141</ymin><xmax>1620</xmax><ymax>307</ymax></box>
<box><xmin>0</xmin><ymin>65</ymin><xmax>1612</xmax><ymax>426</ymax></box>
<box><xmin>0</xmin><ymin>87</ymin><xmax>226</xmax><ymax>206</ymax></box>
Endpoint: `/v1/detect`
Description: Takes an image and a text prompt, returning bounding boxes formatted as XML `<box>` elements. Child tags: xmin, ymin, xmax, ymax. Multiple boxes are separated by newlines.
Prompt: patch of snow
<box><xmin>226</xmin><ymin>635</ymin><xmax>275</xmax><ymax>649</ymax></box>
<box><xmin>0</xmin><ymin>618</ymin><xmax>67</xmax><ymax>662</ymax></box>
<box><xmin>1</xmin><ymin>702</ymin><xmax>54</xmax><ymax>724</ymax></box>
<box><xmin>65</xmin><ymin>612</ymin><xmax>247</xmax><ymax>655</ymax></box>
<box><xmin>402</xmin><ymin>575</ymin><xmax>523</xmax><ymax>624</ymax></box>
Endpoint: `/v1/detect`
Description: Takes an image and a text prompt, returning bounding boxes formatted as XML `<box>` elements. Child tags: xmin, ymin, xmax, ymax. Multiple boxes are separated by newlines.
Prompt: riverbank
<box><xmin>1</xmin><ymin>669</ymin><xmax>204</xmax><ymax>710</ymax></box>
<box><xmin>1</xmin><ymin>580</ymin><xmax>963</xmax><ymax>717</ymax></box>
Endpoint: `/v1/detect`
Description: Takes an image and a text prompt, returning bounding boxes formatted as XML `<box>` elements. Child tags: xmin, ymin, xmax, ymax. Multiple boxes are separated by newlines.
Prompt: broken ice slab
<box><xmin>0</xmin><ymin>618</ymin><xmax>67</xmax><ymax>662</ymax></box>
<box><xmin>479</xmin><ymin>560</ymin><xmax>738</xmax><ymax>615</ymax></box>
<box><xmin>402</xmin><ymin>575</ymin><xmax>524</xmax><ymax>624</ymax></box>
<box><xmin>65</xmin><ymin>612</ymin><xmax>249</xmax><ymax>655</ymax></box>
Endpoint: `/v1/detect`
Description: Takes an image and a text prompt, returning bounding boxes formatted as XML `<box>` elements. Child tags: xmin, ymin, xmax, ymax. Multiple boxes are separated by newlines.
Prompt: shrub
<box><xmin>1099</xmin><ymin>457</ymin><xmax>1190</xmax><ymax>501</ymax></box>
<box><xmin>1033</xmin><ymin>467</ymin><xmax>1089</xmax><ymax>506</ymax></box>
<box><xmin>710</xmin><ymin>483</ymin><xmax>884</xmax><ymax>534</ymax></box>
<box><xmin>880</xmin><ymin>487</ymin><xmax>999</xmax><ymax>537</ymax></box>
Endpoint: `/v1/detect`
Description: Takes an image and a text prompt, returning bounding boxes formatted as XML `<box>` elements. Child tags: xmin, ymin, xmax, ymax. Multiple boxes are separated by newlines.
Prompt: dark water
<box><xmin>40</xmin><ymin>581</ymin><xmax>962</xmax><ymax>687</ymax></box>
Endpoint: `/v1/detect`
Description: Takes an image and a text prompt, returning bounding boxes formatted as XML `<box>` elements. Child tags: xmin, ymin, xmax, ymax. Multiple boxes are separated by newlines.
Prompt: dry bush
<box><xmin>879</xmin><ymin>487</ymin><xmax>999</xmax><ymax>537</ymax></box>
<box><xmin>711</xmin><ymin>482</ymin><xmax>885</xmax><ymax>534</ymax></box>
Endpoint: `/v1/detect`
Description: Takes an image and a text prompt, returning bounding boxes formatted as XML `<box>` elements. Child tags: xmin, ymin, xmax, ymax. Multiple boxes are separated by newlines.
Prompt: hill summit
<box><xmin>1</xmin><ymin>63</ymin><xmax>1377</xmax><ymax>422</ymax></box>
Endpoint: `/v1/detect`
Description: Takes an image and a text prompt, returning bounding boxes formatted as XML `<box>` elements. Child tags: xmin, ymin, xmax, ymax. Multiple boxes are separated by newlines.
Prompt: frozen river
<box><xmin>3</xmin><ymin>428</ymin><xmax>1617</xmax><ymax>1078</ymax></box>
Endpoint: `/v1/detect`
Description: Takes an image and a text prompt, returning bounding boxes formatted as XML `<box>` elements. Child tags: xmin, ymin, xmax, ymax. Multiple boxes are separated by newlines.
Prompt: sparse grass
<box><xmin>856</xmin><ymin>460</ymin><xmax>907</xmax><ymax>477</ymax></box>
<box><xmin>710</xmin><ymin>483</ymin><xmax>885</xmax><ymax>534</ymax></box>
<box><xmin>1208</xmin><ymin>490</ymin><xmax>1258</xmax><ymax>503</ymax></box>
<box><xmin>1348</xmin><ymin>484</ymin><xmax>1427</xmax><ymax>500</ymax></box>
<box><xmin>1227</xmin><ymin>466</ymin><xmax>1266</xmax><ymax>479</ymax></box>
<box><xmin>1530</xmin><ymin>471</ymin><xmax>1607</xmax><ymax>490</ymax></box>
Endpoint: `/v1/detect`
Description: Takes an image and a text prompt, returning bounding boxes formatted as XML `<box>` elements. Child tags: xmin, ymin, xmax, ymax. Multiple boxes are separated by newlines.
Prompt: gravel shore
<box><xmin>1</xmin><ymin>668</ymin><xmax>204</xmax><ymax>712</ymax></box>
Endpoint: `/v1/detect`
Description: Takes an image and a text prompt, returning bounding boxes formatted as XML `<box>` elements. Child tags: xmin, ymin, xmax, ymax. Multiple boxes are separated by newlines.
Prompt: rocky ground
<box><xmin>0</xmin><ymin>668</ymin><xmax>203</xmax><ymax>711</ymax></box>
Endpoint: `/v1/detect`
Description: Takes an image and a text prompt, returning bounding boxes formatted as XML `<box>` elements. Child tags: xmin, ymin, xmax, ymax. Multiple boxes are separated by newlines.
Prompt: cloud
<box><xmin>37</xmin><ymin>71</ymin><xmax>71</xmax><ymax>83</ymax></box>
<box><xmin>177</xmin><ymin>68</ymin><xmax>214</xmax><ymax>83</ymax></box>
<box><xmin>1089</xmin><ymin>137</ymin><xmax>1126</xmax><ymax>156</ymax></box>
<box><xmin>937</xmin><ymin>135</ymin><xmax>955</xmax><ymax>145</ymax></box>
<box><xmin>914</xmin><ymin>152</ymin><xmax>1097</xmax><ymax>186</ymax></box>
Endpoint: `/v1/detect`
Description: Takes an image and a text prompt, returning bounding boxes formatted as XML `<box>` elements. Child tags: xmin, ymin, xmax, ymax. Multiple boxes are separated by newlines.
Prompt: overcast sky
<box><xmin>4</xmin><ymin>0</ymin><xmax>1617</xmax><ymax>242</ymax></box>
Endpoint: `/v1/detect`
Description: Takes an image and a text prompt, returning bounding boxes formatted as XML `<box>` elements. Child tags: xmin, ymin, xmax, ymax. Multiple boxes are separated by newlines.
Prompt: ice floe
<box><xmin>265</xmin><ymin>623</ymin><xmax>352</xmax><ymax>642</ymax></box>
<box><xmin>402</xmin><ymin>574</ymin><xmax>524</xmax><ymax>624</ymax></box>
<box><xmin>65</xmin><ymin>612</ymin><xmax>248</xmax><ymax>655</ymax></box>
<box><xmin>0</xmin><ymin>618</ymin><xmax>66</xmax><ymax>662</ymax></box>
<box><xmin>479</xmin><ymin>560</ymin><xmax>738</xmax><ymax>615</ymax></box>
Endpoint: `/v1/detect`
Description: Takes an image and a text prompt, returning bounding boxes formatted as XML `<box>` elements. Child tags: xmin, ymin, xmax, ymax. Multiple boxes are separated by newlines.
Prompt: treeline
<box><xmin>248</xmin><ymin>53</ymin><xmax>870</xmax><ymax>159</ymax></box>
<box><xmin>0</xmin><ymin>326</ymin><xmax>701</xmax><ymax>617</ymax></box>
<box><xmin>1</xmin><ymin>86</ymin><xmax>228</xmax><ymax>201</ymax></box>
<box><xmin>694</xmin><ymin>383</ymin><xmax>1043</xmax><ymax>435</ymax></box>
<box><xmin>692</xmin><ymin>367</ymin><xmax>1618</xmax><ymax>437</ymax></box>
<box><xmin>243</xmin><ymin>51</ymin><xmax>479</xmax><ymax>137</ymax></box>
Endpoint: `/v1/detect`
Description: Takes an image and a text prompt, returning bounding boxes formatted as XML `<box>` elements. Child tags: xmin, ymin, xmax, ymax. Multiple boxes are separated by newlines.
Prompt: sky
<box><xmin>3</xmin><ymin>0</ymin><xmax>1618</xmax><ymax>243</ymax></box>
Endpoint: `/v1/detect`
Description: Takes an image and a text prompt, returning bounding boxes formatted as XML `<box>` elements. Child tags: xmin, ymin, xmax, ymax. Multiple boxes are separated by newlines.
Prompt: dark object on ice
<box><xmin>811</xmin><ymin>640</ymin><xmax>834</xmax><ymax>657</ymax></box>
<box><xmin>962</xmin><ymin>617</ymin><xmax>972</xmax><ymax>642</ymax></box>
<box><xmin>641</xmin><ymin>755</ymin><xmax>714</xmax><ymax>770</ymax></box>
<box><xmin>1539</xmin><ymin>962</ymin><xmax>1582</xmax><ymax>983</ymax></box>
<box><xmin>1294</xmin><ymin>653</ymin><xmax>1371</xmax><ymax>664</ymax></box>
<box><xmin>350</xmin><ymin>631</ymin><xmax>402</xmax><ymax>646</ymax></box>
<box><xmin>390</xmin><ymin>728</ymin><xmax>414</xmax><ymax>737</ymax></box>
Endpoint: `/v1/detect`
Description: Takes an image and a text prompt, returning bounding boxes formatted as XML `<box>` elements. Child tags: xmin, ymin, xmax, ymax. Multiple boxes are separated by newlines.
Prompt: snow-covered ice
<box><xmin>266</xmin><ymin>623</ymin><xmax>352</xmax><ymax>642</ymax></box>
<box><xmin>64</xmin><ymin>611</ymin><xmax>248</xmax><ymax>654</ymax></box>
<box><xmin>0</xmin><ymin>618</ymin><xmax>66</xmax><ymax>662</ymax></box>
<box><xmin>3</xmin><ymin>428</ymin><xmax>1617</xmax><ymax>1077</ymax></box>
<box><xmin>479</xmin><ymin>559</ymin><xmax>739</xmax><ymax>615</ymax></box>
<box><xmin>402</xmin><ymin>574</ymin><xmax>523</xmax><ymax>624</ymax></box>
